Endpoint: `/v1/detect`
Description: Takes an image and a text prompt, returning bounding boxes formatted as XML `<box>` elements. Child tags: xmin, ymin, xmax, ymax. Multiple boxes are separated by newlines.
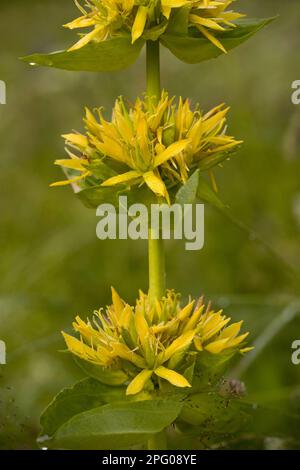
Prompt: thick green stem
<box><xmin>146</xmin><ymin>40</ymin><xmax>160</xmax><ymax>101</ymax></box>
<box><xmin>148</xmin><ymin>227</ymin><xmax>166</xmax><ymax>302</ymax></box>
<box><xmin>146</xmin><ymin>40</ymin><xmax>165</xmax><ymax>303</ymax></box>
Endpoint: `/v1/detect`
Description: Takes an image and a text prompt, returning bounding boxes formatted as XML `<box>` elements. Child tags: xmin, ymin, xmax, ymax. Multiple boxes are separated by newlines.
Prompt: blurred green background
<box><xmin>0</xmin><ymin>0</ymin><xmax>300</xmax><ymax>449</ymax></box>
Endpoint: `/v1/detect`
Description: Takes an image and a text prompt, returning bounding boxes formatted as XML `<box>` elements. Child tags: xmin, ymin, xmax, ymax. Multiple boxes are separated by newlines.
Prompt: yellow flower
<box><xmin>65</xmin><ymin>0</ymin><xmax>135</xmax><ymax>50</ymax></box>
<box><xmin>51</xmin><ymin>92</ymin><xmax>242</xmax><ymax>201</ymax></box>
<box><xmin>189</xmin><ymin>0</ymin><xmax>245</xmax><ymax>53</ymax></box>
<box><xmin>64</xmin><ymin>1</ymin><xmax>244</xmax><ymax>50</ymax></box>
<box><xmin>62</xmin><ymin>288</ymin><xmax>252</xmax><ymax>395</ymax></box>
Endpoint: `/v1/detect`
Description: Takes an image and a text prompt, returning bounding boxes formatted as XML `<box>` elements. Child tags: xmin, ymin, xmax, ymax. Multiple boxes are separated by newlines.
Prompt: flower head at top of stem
<box><xmin>62</xmin><ymin>288</ymin><xmax>253</xmax><ymax>396</ymax></box>
<box><xmin>64</xmin><ymin>1</ymin><xmax>245</xmax><ymax>52</ymax></box>
<box><xmin>51</xmin><ymin>91</ymin><xmax>242</xmax><ymax>203</ymax></box>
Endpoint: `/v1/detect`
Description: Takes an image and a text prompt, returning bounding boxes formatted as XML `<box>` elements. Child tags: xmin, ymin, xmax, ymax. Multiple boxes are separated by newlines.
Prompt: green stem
<box><xmin>148</xmin><ymin>227</ymin><xmax>166</xmax><ymax>302</ymax></box>
<box><xmin>146</xmin><ymin>40</ymin><xmax>160</xmax><ymax>101</ymax></box>
<box><xmin>146</xmin><ymin>40</ymin><xmax>165</xmax><ymax>303</ymax></box>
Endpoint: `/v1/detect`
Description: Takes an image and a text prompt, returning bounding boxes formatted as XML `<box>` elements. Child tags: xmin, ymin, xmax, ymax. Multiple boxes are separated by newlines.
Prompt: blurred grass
<box><xmin>0</xmin><ymin>0</ymin><xmax>300</xmax><ymax>449</ymax></box>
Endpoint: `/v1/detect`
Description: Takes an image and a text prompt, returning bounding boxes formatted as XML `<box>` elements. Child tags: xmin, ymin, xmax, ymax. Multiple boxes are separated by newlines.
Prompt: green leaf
<box><xmin>21</xmin><ymin>36</ymin><xmax>144</xmax><ymax>72</ymax></box>
<box><xmin>86</xmin><ymin>160</ymin><xmax>117</xmax><ymax>181</ymax></box>
<box><xmin>179</xmin><ymin>392</ymin><xmax>251</xmax><ymax>433</ymax></box>
<box><xmin>40</xmin><ymin>378</ymin><xmax>126</xmax><ymax>438</ymax></box>
<box><xmin>196</xmin><ymin>174</ymin><xmax>226</xmax><ymax>210</ymax></box>
<box><xmin>76</xmin><ymin>185</ymin><xmax>126</xmax><ymax>209</ymax></box>
<box><xmin>74</xmin><ymin>357</ymin><xmax>128</xmax><ymax>385</ymax></box>
<box><xmin>193</xmin><ymin>350</ymin><xmax>236</xmax><ymax>388</ymax></box>
<box><xmin>246</xmin><ymin>404</ymin><xmax>300</xmax><ymax>441</ymax></box>
<box><xmin>77</xmin><ymin>183</ymin><xmax>157</xmax><ymax>210</ymax></box>
<box><xmin>161</xmin><ymin>17</ymin><xmax>276</xmax><ymax>64</ymax></box>
<box><xmin>175</xmin><ymin>169</ymin><xmax>226</xmax><ymax>210</ymax></box>
<box><xmin>179</xmin><ymin>393</ymin><xmax>300</xmax><ymax>446</ymax></box>
<box><xmin>166</xmin><ymin>7</ymin><xmax>190</xmax><ymax>36</ymax></box>
<box><xmin>197</xmin><ymin>150</ymin><xmax>239</xmax><ymax>172</ymax></box>
<box><xmin>175</xmin><ymin>170</ymin><xmax>200</xmax><ymax>206</ymax></box>
<box><xmin>142</xmin><ymin>19</ymin><xmax>168</xmax><ymax>41</ymax></box>
<box><xmin>49</xmin><ymin>399</ymin><xmax>182</xmax><ymax>450</ymax></box>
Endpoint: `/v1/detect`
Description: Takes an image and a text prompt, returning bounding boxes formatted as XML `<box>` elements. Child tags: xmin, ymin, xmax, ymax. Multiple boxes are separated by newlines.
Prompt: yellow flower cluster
<box><xmin>65</xmin><ymin>0</ymin><xmax>244</xmax><ymax>52</ymax></box>
<box><xmin>62</xmin><ymin>288</ymin><xmax>252</xmax><ymax>396</ymax></box>
<box><xmin>52</xmin><ymin>92</ymin><xmax>242</xmax><ymax>202</ymax></box>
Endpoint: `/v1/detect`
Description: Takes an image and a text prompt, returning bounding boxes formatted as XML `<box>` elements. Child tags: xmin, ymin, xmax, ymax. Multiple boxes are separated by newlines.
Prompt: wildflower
<box><xmin>188</xmin><ymin>0</ymin><xmax>245</xmax><ymax>53</ymax></box>
<box><xmin>51</xmin><ymin>92</ymin><xmax>242</xmax><ymax>202</ymax></box>
<box><xmin>62</xmin><ymin>288</ymin><xmax>252</xmax><ymax>395</ymax></box>
<box><xmin>65</xmin><ymin>1</ymin><xmax>244</xmax><ymax>52</ymax></box>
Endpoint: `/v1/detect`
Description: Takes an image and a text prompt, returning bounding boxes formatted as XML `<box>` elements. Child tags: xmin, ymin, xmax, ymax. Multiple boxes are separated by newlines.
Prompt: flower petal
<box><xmin>205</xmin><ymin>338</ymin><xmax>229</xmax><ymax>354</ymax></box>
<box><xmin>62</xmin><ymin>332</ymin><xmax>104</xmax><ymax>365</ymax></box>
<box><xmin>64</xmin><ymin>16</ymin><xmax>96</xmax><ymax>30</ymax></box>
<box><xmin>131</xmin><ymin>6</ymin><xmax>148</xmax><ymax>44</ymax></box>
<box><xmin>161</xmin><ymin>330</ymin><xmax>195</xmax><ymax>363</ymax></box>
<box><xmin>196</xmin><ymin>25</ymin><xmax>227</xmax><ymax>54</ymax></box>
<box><xmin>155</xmin><ymin>366</ymin><xmax>191</xmax><ymax>388</ymax></box>
<box><xmin>154</xmin><ymin>140</ymin><xmax>190</xmax><ymax>167</ymax></box>
<box><xmin>240</xmin><ymin>346</ymin><xmax>254</xmax><ymax>354</ymax></box>
<box><xmin>111</xmin><ymin>287</ymin><xmax>125</xmax><ymax>316</ymax></box>
<box><xmin>126</xmin><ymin>369</ymin><xmax>153</xmax><ymax>395</ymax></box>
<box><xmin>50</xmin><ymin>171</ymin><xmax>90</xmax><ymax>187</ymax></box>
<box><xmin>219</xmin><ymin>321</ymin><xmax>243</xmax><ymax>340</ymax></box>
<box><xmin>68</xmin><ymin>25</ymin><xmax>106</xmax><ymax>51</ymax></box>
<box><xmin>190</xmin><ymin>14</ymin><xmax>226</xmax><ymax>31</ymax></box>
<box><xmin>143</xmin><ymin>171</ymin><xmax>169</xmax><ymax>202</ymax></box>
<box><xmin>111</xmin><ymin>342</ymin><xmax>146</xmax><ymax>369</ymax></box>
<box><xmin>135</xmin><ymin>308</ymin><xmax>150</xmax><ymax>346</ymax></box>
<box><xmin>54</xmin><ymin>158</ymin><xmax>86</xmax><ymax>171</ymax></box>
<box><xmin>62</xmin><ymin>133</ymin><xmax>88</xmax><ymax>148</ymax></box>
<box><xmin>102</xmin><ymin>170</ymin><xmax>141</xmax><ymax>187</ymax></box>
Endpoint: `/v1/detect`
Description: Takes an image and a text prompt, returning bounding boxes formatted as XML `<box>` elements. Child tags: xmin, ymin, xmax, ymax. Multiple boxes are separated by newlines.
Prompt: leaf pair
<box><xmin>21</xmin><ymin>18</ymin><xmax>276</xmax><ymax>73</ymax></box>
<box><xmin>42</xmin><ymin>376</ymin><xmax>300</xmax><ymax>450</ymax></box>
